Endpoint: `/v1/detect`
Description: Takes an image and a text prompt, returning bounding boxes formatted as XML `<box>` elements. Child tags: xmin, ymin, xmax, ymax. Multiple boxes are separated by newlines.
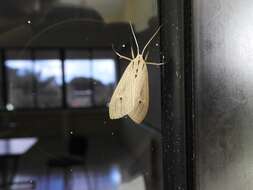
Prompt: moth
<box><xmin>109</xmin><ymin>23</ymin><xmax>163</xmax><ymax>124</ymax></box>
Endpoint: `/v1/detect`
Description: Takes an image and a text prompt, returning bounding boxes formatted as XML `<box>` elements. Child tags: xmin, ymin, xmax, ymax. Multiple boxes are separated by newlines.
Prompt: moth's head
<box><xmin>135</xmin><ymin>54</ymin><xmax>144</xmax><ymax>62</ymax></box>
<box><xmin>137</xmin><ymin>54</ymin><xmax>143</xmax><ymax>59</ymax></box>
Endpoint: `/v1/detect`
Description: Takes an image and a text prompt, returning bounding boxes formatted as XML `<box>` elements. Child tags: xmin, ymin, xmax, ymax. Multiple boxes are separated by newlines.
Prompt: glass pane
<box><xmin>6</xmin><ymin>60</ymin><xmax>34</xmax><ymax>109</ymax></box>
<box><xmin>194</xmin><ymin>0</ymin><xmax>253</xmax><ymax>189</ymax></box>
<box><xmin>0</xmin><ymin>0</ymin><xmax>162</xmax><ymax>190</ymax></box>
<box><xmin>92</xmin><ymin>59</ymin><xmax>116</xmax><ymax>106</ymax></box>
<box><xmin>65</xmin><ymin>59</ymin><xmax>92</xmax><ymax>107</ymax></box>
<box><xmin>34</xmin><ymin>59</ymin><xmax>62</xmax><ymax>108</ymax></box>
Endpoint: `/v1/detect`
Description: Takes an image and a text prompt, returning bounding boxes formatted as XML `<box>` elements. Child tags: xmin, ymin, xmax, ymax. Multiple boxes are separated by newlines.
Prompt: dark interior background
<box><xmin>0</xmin><ymin>0</ymin><xmax>163</xmax><ymax>190</ymax></box>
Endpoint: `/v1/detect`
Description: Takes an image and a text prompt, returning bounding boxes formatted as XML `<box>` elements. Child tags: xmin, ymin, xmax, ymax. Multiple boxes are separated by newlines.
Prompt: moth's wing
<box><xmin>109</xmin><ymin>61</ymin><xmax>135</xmax><ymax>119</ymax></box>
<box><xmin>128</xmin><ymin>64</ymin><xmax>149</xmax><ymax>124</ymax></box>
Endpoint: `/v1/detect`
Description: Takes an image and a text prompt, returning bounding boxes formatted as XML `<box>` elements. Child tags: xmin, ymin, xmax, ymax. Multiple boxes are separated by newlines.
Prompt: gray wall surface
<box><xmin>194</xmin><ymin>0</ymin><xmax>253</xmax><ymax>189</ymax></box>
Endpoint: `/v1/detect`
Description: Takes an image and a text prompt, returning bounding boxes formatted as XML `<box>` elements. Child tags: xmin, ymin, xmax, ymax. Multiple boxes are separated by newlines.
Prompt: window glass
<box><xmin>92</xmin><ymin>59</ymin><xmax>116</xmax><ymax>106</ymax></box>
<box><xmin>34</xmin><ymin>59</ymin><xmax>62</xmax><ymax>108</ymax></box>
<box><xmin>6</xmin><ymin>60</ymin><xmax>34</xmax><ymax>109</ymax></box>
<box><xmin>0</xmin><ymin>0</ymin><xmax>162</xmax><ymax>190</ymax></box>
<box><xmin>65</xmin><ymin>59</ymin><xmax>92</xmax><ymax>107</ymax></box>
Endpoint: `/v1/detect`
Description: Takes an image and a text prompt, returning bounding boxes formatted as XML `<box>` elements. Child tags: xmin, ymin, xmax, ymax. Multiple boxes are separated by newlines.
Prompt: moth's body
<box><xmin>109</xmin><ymin>54</ymin><xmax>149</xmax><ymax>124</ymax></box>
<box><xmin>109</xmin><ymin>23</ymin><xmax>163</xmax><ymax>124</ymax></box>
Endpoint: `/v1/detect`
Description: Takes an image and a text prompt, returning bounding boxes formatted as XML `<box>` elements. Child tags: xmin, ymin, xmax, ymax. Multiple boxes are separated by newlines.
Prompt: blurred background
<box><xmin>0</xmin><ymin>0</ymin><xmax>163</xmax><ymax>190</ymax></box>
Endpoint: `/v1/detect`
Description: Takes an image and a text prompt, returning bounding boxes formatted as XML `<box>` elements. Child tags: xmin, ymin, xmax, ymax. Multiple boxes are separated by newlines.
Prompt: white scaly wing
<box><xmin>109</xmin><ymin>61</ymin><xmax>135</xmax><ymax>119</ymax></box>
<box><xmin>128</xmin><ymin>62</ymin><xmax>149</xmax><ymax>124</ymax></box>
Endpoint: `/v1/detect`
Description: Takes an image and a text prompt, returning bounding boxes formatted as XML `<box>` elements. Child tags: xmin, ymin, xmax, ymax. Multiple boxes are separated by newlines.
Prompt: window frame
<box><xmin>159</xmin><ymin>0</ymin><xmax>195</xmax><ymax>190</ymax></box>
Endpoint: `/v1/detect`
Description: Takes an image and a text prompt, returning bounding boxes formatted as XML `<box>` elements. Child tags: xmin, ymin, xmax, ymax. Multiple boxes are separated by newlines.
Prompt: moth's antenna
<box><xmin>141</xmin><ymin>25</ymin><xmax>162</xmax><ymax>55</ymax></box>
<box><xmin>129</xmin><ymin>22</ymin><xmax>140</xmax><ymax>55</ymax></box>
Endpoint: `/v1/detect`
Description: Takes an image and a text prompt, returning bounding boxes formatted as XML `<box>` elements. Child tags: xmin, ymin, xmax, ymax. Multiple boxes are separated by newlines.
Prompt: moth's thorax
<box><xmin>132</xmin><ymin>54</ymin><xmax>145</xmax><ymax>66</ymax></box>
<box><xmin>134</xmin><ymin>54</ymin><xmax>144</xmax><ymax>62</ymax></box>
<box><xmin>131</xmin><ymin>54</ymin><xmax>146</xmax><ymax>70</ymax></box>
<box><xmin>130</xmin><ymin>54</ymin><xmax>147</xmax><ymax>82</ymax></box>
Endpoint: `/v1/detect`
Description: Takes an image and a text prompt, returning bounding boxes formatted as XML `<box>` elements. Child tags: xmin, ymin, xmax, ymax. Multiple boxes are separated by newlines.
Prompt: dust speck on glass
<box><xmin>0</xmin><ymin>1</ymin><xmax>163</xmax><ymax>190</ymax></box>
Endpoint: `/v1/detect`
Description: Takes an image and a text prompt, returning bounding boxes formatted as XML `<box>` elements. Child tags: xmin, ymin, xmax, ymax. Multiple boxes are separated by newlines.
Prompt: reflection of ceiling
<box><xmin>0</xmin><ymin>0</ymin><xmax>158</xmax><ymax>38</ymax></box>
<box><xmin>59</xmin><ymin>0</ymin><xmax>158</xmax><ymax>31</ymax></box>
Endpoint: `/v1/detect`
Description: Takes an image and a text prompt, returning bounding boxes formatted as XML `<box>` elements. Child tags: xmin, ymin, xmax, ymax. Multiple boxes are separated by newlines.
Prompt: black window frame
<box><xmin>159</xmin><ymin>0</ymin><xmax>195</xmax><ymax>190</ymax></box>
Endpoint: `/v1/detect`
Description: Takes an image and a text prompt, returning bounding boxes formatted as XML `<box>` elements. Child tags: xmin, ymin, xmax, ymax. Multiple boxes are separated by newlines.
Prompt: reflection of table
<box><xmin>0</xmin><ymin>138</ymin><xmax>38</xmax><ymax>189</ymax></box>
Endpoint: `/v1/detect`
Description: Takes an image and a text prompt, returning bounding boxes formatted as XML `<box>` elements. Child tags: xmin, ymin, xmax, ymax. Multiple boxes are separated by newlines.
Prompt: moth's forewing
<box><xmin>109</xmin><ymin>60</ymin><xmax>135</xmax><ymax>119</ymax></box>
<box><xmin>128</xmin><ymin>57</ymin><xmax>149</xmax><ymax>124</ymax></box>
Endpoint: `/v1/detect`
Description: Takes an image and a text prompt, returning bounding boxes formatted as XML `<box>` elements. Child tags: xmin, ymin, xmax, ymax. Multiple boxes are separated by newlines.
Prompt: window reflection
<box><xmin>92</xmin><ymin>59</ymin><xmax>116</xmax><ymax>85</ymax></box>
<box><xmin>3</xmin><ymin>51</ymin><xmax>116</xmax><ymax>109</ymax></box>
<box><xmin>119</xmin><ymin>176</ymin><xmax>145</xmax><ymax>190</ymax></box>
<box><xmin>0</xmin><ymin>138</ymin><xmax>38</xmax><ymax>155</ymax></box>
<box><xmin>65</xmin><ymin>59</ymin><xmax>92</xmax><ymax>108</ymax></box>
<box><xmin>34</xmin><ymin>59</ymin><xmax>62</xmax><ymax>108</ymax></box>
<box><xmin>46</xmin><ymin>165</ymin><xmax>123</xmax><ymax>190</ymax></box>
<box><xmin>0</xmin><ymin>0</ymin><xmax>161</xmax><ymax>189</ymax></box>
<box><xmin>65</xmin><ymin>58</ymin><xmax>116</xmax><ymax>108</ymax></box>
<box><xmin>6</xmin><ymin>60</ymin><xmax>34</xmax><ymax>108</ymax></box>
<box><xmin>92</xmin><ymin>59</ymin><xmax>116</xmax><ymax>106</ymax></box>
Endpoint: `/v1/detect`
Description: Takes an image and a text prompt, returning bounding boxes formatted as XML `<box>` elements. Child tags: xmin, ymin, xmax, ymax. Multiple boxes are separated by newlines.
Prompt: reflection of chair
<box><xmin>46</xmin><ymin>136</ymin><xmax>88</xmax><ymax>190</ymax></box>
<box><xmin>0</xmin><ymin>138</ymin><xmax>38</xmax><ymax>190</ymax></box>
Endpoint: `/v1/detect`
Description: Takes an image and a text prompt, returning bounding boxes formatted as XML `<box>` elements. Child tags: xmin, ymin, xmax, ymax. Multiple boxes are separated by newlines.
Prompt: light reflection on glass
<box><xmin>35</xmin><ymin>59</ymin><xmax>62</xmax><ymax>108</ymax></box>
<box><xmin>6</xmin><ymin>103</ymin><xmax>14</xmax><ymax>111</ymax></box>
<box><xmin>92</xmin><ymin>59</ymin><xmax>116</xmax><ymax>85</ymax></box>
<box><xmin>48</xmin><ymin>174</ymin><xmax>64</xmax><ymax>190</ymax></box>
<box><xmin>5</xmin><ymin>58</ymin><xmax>116</xmax><ymax>108</ymax></box>
<box><xmin>45</xmin><ymin>165</ymin><xmax>122</xmax><ymax>190</ymax></box>
<box><xmin>109</xmin><ymin>166</ymin><xmax>122</xmax><ymax>185</ymax></box>
<box><xmin>34</xmin><ymin>60</ymin><xmax>62</xmax><ymax>85</ymax></box>
<box><xmin>92</xmin><ymin>59</ymin><xmax>116</xmax><ymax>106</ymax></box>
<box><xmin>65</xmin><ymin>59</ymin><xmax>92</xmax><ymax>107</ymax></box>
<box><xmin>5</xmin><ymin>60</ymin><xmax>33</xmax><ymax>76</ymax></box>
<box><xmin>118</xmin><ymin>175</ymin><xmax>145</xmax><ymax>190</ymax></box>
<box><xmin>0</xmin><ymin>138</ymin><xmax>38</xmax><ymax>156</ymax></box>
<box><xmin>65</xmin><ymin>59</ymin><xmax>91</xmax><ymax>82</ymax></box>
<box><xmin>6</xmin><ymin>60</ymin><xmax>34</xmax><ymax>108</ymax></box>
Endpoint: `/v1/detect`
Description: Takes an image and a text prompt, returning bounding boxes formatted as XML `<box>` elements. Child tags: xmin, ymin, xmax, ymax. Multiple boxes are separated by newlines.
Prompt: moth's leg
<box><xmin>146</xmin><ymin>62</ymin><xmax>164</xmax><ymax>66</ymax></box>
<box><xmin>112</xmin><ymin>46</ymin><xmax>132</xmax><ymax>61</ymax></box>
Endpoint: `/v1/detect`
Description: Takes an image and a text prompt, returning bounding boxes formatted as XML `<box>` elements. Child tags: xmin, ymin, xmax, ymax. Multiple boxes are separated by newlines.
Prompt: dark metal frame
<box><xmin>159</xmin><ymin>0</ymin><xmax>195</xmax><ymax>190</ymax></box>
<box><xmin>183</xmin><ymin>1</ymin><xmax>195</xmax><ymax>189</ymax></box>
<box><xmin>0</xmin><ymin>49</ymin><xmax>7</xmax><ymax>109</ymax></box>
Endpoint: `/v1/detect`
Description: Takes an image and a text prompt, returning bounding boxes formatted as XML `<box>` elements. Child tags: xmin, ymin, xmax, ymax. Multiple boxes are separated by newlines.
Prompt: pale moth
<box><xmin>109</xmin><ymin>23</ymin><xmax>163</xmax><ymax>124</ymax></box>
